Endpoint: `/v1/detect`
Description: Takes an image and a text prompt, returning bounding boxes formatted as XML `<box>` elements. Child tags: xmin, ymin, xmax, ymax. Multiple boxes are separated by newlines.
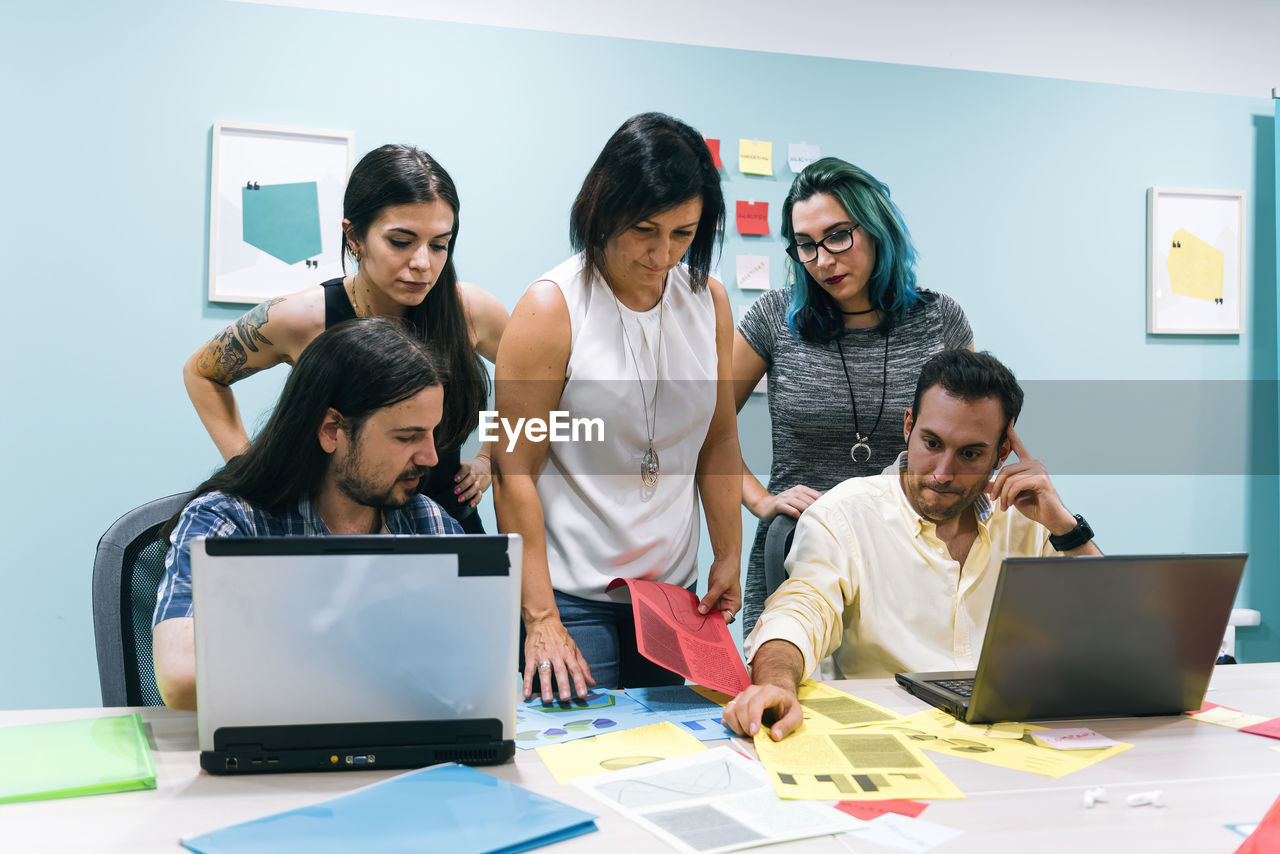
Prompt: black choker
<box><xmin>839</xmin><ymin>306</ymin><xmax>877</xmax><ymax>316</ymax></box>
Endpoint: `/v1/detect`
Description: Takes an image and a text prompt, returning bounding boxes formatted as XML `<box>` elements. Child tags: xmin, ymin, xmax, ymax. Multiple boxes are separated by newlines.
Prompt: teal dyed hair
<box><xmin>781</xmin><ymin>157</ymin><xmax>924</xmax><ymax>343</ymax></box>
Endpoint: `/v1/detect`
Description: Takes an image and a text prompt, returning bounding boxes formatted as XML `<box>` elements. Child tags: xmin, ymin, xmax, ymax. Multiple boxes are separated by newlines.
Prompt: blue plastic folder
<box><xmin>181</xmin><ymin>762</ymin><xmax>597</xmax><ymax>854</ymax></box>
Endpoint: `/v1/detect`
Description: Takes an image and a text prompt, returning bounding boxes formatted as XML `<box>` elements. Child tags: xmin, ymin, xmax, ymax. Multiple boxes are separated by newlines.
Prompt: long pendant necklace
<box><xmin>610</xmin><ymin>286</ymin><xmax>666</xmax><ymax>487</ymax></box>
<box><xmin>835</xmin><ymin>331</ymin><xmax>890</xmax><ymax>464</ymax></box>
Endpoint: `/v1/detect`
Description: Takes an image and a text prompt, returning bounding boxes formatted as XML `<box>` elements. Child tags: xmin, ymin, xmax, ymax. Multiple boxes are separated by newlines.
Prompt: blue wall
<box><xmin>3</xmin><ymin>0</ymin><xmax>1274</xmax><ymax>708</ymax></box>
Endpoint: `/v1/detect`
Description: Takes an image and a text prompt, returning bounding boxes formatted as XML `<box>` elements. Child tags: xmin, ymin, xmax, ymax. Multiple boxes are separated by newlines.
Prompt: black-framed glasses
<box><xmin>785</xmin><ymin>225</ymin><xmax>860</xmax><ymax>264</ymax></box>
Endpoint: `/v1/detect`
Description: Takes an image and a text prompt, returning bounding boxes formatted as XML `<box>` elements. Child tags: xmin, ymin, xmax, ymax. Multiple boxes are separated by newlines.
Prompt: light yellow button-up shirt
<box><xmin>744</xmin><ymin>458</ymin><xmax>1057</xmax><ymax>680</ymax></box>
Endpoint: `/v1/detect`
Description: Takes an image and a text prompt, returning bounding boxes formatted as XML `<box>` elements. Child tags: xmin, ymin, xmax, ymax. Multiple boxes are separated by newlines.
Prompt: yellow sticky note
<box><xmin>739</xmin><ymin>139</ymin><xmax>773</xmax><ymax>176</ymax></box>
<box><xmin>534</xmin><ymin>721</ymin><xmax>705</xmax><ymax>784</ymax></box>
<box><xmin>753</xmin><ymin>721</ymin><xmax>963</xmax><ymax>801</ymax></box>
<box><xmin>1190</xmin><ymin>706</ymin><xmax>1270</xmax><ymax>729</ymax></box>
<box><xmin>1167</xmin><ymin>228</ymin><xmax>1224</xmax><ymax>301</ymax></box>
<box><xmin>953</xmin><ymin>721</ymin><xmax>1024</xmax><ymax>739</ymax></box>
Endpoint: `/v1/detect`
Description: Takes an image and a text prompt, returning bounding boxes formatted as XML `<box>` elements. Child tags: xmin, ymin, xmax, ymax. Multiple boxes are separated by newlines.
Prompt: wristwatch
<box><xmin>1049</xmin><ymin>514</ymin><xmax>1094</xmax><ymax>552</ymax></box>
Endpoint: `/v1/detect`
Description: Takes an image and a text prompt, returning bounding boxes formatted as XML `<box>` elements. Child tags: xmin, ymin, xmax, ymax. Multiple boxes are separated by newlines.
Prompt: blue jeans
<box><xmin>521</xmin><ymin>590</ymin><xmax>686</xmax><ymax>690</ymax></box>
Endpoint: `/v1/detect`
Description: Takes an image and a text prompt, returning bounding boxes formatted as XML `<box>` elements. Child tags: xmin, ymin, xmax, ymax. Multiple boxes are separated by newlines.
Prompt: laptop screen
<box><xmin>191</xmin><ymin>535</ymin><xmax>521</xmax><ymax>753</ymax></box>
<box><xmin>967</xmin><ymin>553</ymin><xmax>1246</xmax><ymax>722</ymax></box>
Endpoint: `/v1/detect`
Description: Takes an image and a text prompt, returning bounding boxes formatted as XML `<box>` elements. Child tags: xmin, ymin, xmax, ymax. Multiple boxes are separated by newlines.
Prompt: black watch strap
<box><xmin>1049</xmin><ymin>514</ymin><xmax>1094</xmax><ymax>552</ymax></box>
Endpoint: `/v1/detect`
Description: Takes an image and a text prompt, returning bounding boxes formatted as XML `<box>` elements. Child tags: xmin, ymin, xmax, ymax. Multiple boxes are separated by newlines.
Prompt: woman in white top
<box><xmin>495</xmin><ymin>113</ymin><xmax>741</xmax><ymax>701</ymax></box>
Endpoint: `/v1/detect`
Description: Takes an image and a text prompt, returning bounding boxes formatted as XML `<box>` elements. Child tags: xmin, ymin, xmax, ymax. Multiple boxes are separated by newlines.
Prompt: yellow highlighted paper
<box><xmin>953</xmin><ymin>721</ymin><xmax>1024</xmax><ymax>739</ymax></box>
<box><xmin>870</xmin><ymin>709</ymin><xmax>1132</xmax><ymax>779</ymax></box>
<box><xmin>1167</xmin><ymin>228</ymin><xmax>1224</xmax><ymax>301</ymax></box>
<box><xmin>535</xmin><ymin>721</ymin><xmax>705</xmax><ymax>784</ymax></box>
<box><xmin>1190</xmin><ymin>706</ymin><xmax>1270</xmax><ymax>729</ymax></box>
<box><xmin>753</xmin><ymin>721</ymin><xmax>963</xmax><ymax>801</ymax></box>
<box><xmin>796</xmin><ymin>681</ymin><xmax>905</xmax><ymax>732</ymax></box>
<box><xmin>739</xmin><ymin>139</ymin><xmax>773</xmax><ymax>175</ymax></box>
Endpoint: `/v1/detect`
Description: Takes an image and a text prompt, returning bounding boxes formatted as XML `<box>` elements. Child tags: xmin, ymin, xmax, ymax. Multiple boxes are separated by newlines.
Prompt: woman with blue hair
<box><xmin>733</xmin><ymin>157</ymin><xmax>973</xmax><ymax>635</ymax></box>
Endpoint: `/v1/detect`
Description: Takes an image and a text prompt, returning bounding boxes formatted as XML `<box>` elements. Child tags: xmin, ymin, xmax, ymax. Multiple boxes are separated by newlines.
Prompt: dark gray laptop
<box><xmin>896</xmin><ymin>553</ymin><xmax>1246</xmax><ymax>723</ymax></box>
<box><xmin>192</xmin><ymin>534</ymin><xmax>521</xmax><ymax>775</ymax></box>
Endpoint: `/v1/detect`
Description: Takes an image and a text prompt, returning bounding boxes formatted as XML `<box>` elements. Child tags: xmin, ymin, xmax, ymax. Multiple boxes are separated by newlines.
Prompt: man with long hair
<box><xmin>152</xmin><ymin>318</ymin><xmax>462</xmax><ymax>709</ymax></box>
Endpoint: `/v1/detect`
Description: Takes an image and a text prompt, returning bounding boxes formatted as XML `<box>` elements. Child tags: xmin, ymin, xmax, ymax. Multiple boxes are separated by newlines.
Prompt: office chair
<box><xmin>762</xmin><ymin>514</ymin><xmax>799</xmax><ymax>599</ymax></box>
<box><xmin>92</xmin><ymin>493</ymin><xmax>187</xmax><ymax>707</ymax></box>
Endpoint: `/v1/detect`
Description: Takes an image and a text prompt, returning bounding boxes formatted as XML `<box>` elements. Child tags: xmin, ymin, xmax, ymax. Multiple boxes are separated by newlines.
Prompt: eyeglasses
<box><xmin>785</xmin><ymin>226</ymin><xmax>860</xmax><ymax>264</ymax></box>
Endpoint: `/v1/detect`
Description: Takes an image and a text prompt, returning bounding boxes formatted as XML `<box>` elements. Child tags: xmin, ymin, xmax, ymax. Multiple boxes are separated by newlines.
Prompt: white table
<box><xmin>5</xmin><ymin>664</ymin><xmax>1279</xmax><ymax>853</ymax></box>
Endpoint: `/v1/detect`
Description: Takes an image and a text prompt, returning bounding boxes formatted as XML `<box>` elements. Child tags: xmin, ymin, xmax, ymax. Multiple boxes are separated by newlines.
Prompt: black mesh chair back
<box><xmin>762</xmin><ymin>514</ymin><xmax>799</xmax><ymax>599</ymax></box>
<box><xmin>92</xmin><ymin>494</ymin><xmax>187</xmax><ymax>707</ymax></box>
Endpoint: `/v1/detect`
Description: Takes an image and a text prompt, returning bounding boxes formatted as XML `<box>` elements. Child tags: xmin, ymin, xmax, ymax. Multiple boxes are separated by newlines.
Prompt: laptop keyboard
<box><xmin>929</xmin><ymin>678</ymin><xmax>975</xmax><ymax>697</ymax></box>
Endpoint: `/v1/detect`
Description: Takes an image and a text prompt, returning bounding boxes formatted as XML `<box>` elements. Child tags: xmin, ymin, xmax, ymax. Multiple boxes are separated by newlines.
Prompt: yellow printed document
<box><xmin>535</xmin><ymin>721</ymin><xmax>705</xmax><ymax>784</ymax></box>
<box><xmin>872</xmin><ymin>709</ymin><xmax>1132</xmax><ymax>778</ymax></box>
<box><xmin>753</xmin><ymin>721</ymin><xmax>964</xmax><ymax>801</ymax></box>
<box><xmin>795</xmin><ymin>681</ymin><xmax>905</xmax><ymax>732</ymax></box>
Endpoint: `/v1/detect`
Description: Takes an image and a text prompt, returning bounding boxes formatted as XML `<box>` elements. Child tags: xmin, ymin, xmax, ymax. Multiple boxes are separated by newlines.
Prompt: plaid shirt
<box><xmin>152</xmin><ymin>490</ymin><xmax>463</xmax><ymax>625</ymax></box>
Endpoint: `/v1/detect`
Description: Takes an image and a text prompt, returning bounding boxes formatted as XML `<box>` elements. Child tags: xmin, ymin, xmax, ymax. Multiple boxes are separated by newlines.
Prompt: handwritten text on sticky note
<box><xmin>736</xmin><ymin>255</ymin><xmax>770</xmax><ymax>291</ymax></box>
<box><xmin>736</xmin><ymin>200</ymin><xmax>769</xmax><ymax>235</ymax></box>
<box><xmin>788</xmin><ymin>142</ymin><xmax>820</xmax><ymax>173</ymax></box>
<box><xmin>739</xmin><ymin>139</ymin><xmax>773</xmax><ymax>176</ymax></box>
<box><xmin>1030</xmin><ymin>727</ymin><xmax>1120</xmax><ymax>750</ymax></box>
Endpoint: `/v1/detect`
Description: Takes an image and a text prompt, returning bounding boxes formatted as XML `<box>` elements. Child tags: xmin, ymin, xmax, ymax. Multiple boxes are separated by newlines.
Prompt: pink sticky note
<box><xmin>705</xmin><ymin>138</ymin><xmax>722</xmax><ymax>169</ymax></box>
<box><xmin>1241</xmin><ymin>717</ymin><xmax>1280</xmax><ymax>740</ymax></box>
<box><xmin>1186</xmin><ymin>700</ymin><xmax>1230</xmax><ymax>715</ymax></box>
<box><xmin>836</xmin><ymin>799</ymin><xmax>928</xmax><ymax>821</ymax></box>
<box><xmin>736</xmin><ymin>200</ymin><xmax>769</xmax><ymax>235</ymax></box>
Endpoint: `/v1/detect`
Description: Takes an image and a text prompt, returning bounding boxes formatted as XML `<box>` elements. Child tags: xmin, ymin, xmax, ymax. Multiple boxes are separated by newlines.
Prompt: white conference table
<box><xmin>5</xmin><ymin>664</ymin><xmax>1279</xmax><ymax>853</ymax></box>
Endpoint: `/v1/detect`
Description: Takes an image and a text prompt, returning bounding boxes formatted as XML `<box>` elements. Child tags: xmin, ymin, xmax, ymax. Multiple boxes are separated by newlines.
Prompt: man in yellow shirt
<box><xmin>724</xmin><ymin>349</ymin><xmax>1100</xmax><ymax>741</ymax></box>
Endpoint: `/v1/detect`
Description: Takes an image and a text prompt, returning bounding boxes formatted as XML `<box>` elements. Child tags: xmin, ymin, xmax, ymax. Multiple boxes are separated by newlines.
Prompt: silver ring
<box><xmin>538</xmin><ymin>660</ymin><xmax>551</xmax><ymax>670</ymax></box>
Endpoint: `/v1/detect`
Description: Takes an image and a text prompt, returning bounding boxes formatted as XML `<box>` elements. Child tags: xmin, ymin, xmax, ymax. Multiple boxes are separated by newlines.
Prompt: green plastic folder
<box><xmin>0</xmin><ymin>713</ymin><xmax>156</xmax><ymax>804</ymax></box>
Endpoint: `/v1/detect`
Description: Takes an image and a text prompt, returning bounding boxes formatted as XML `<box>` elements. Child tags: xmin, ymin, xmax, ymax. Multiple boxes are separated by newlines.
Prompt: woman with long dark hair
<box><xmin>184</xmin><ymin>144</ymin><xmax>506</xmax><ymax>532</ymax></box>
<box><xmin>733</xmin><ymin>157</ymin><xmax>973</xmax><ymax>636</ymax></box>
<box><xmin>495</xmin><ymin>113</ymin><xmax>741</xmax><ymax>701</ymax></box>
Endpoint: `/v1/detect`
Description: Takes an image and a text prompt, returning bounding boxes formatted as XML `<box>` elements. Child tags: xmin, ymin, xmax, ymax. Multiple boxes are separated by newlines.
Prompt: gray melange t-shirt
<box><xmin>737</xmin><ymin>287</ymin><xmax>973</xmax><ymax>632</ymax></box>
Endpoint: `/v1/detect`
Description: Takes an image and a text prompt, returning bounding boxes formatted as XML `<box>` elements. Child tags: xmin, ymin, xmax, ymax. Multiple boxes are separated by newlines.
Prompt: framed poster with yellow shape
<box><xmin>1147</xmin><ymin>187</ymin><xmax>1245</xmax><ymax>334</ymax></box>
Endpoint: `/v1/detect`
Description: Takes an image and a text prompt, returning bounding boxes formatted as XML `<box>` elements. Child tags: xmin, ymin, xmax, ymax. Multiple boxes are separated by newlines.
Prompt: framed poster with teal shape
<box><xmin>208</xmin><ymin>121</ymin><xmax>353</xmax><ymax>304</ymax></box>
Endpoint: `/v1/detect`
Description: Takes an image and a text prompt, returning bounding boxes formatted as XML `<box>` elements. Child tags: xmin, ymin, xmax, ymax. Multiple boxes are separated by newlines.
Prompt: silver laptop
<box><xmin>896</xmin><ymin>553</ymin><xmax>1246</xmax><ymax>723</ymax></box>
<box><xmin>191</xmin><ymin>534</ymin><xmax>521</xmax><ymax>774</ymax></box>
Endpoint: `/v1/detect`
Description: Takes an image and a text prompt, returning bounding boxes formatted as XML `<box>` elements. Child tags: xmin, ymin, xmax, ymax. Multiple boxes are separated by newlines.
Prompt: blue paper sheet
<box><xmin>627</xmin><ymin>685</ymin><xmax>737</xmax><ymax>741</ymax></box>
<box><xmin>515</xmin><ymin>688</ymin><xmax>662</xmax><ymax>749</ymax></box>
<box><xmin>181</xmin><ymin>763</ymin><xmax>596</xmax><ymax>854</ymax></box>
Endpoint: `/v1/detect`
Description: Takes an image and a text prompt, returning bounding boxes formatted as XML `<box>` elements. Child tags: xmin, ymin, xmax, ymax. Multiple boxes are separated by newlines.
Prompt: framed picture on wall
<box><xmin>208</xmin><ymin>122</ymin><xmax>354</xmax><ymax>304</ymax></box>
<box><xmin>1146</xmin><ymin>187</ymin><xmax>1245</xmax><ymax>335</ymax></box>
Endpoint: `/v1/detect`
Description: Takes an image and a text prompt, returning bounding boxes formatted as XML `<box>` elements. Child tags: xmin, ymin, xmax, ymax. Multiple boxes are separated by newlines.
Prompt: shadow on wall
<box><xmin>1240</xmin><ymin>110</ymin><xmax>1278</xmax><ymax>662</ymax></box>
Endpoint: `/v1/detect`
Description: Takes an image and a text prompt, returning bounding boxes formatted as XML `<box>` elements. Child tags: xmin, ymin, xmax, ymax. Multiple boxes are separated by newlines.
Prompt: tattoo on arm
<box><xmin>195</xmin><ymin>297</ymin><xmax>284</xmax><ymax>384</ymax></box>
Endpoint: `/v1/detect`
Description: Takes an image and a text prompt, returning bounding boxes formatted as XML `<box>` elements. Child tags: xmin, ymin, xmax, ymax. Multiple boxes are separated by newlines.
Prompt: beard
<box><xmin>904</xmin><ymin>475</ymin><xmax>987</xmax><ymax>524</ymax></box>
<box><xmin>333</xmin><ymin>447</ymin><xmax>428</xmax><ymax>509</ymax></box>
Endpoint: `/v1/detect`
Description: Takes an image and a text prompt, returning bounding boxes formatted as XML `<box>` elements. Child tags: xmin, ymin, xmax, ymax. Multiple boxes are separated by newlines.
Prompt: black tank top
<box><xmin>320</xmin><ymin>279</ymin><xmax>474</xmax><ymax>525</ymax></box>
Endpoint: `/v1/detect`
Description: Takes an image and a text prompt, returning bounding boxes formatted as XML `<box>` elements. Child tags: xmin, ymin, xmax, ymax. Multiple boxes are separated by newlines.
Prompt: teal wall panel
<box><xmin>2</xmin><ymin>0</ymin><xmax>1274</xmax><ymax>707</ymax></box>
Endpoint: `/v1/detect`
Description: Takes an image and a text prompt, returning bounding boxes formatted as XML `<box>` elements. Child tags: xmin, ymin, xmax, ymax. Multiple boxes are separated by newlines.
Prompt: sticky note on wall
<box><xmin>738</xmin><ymin>139</ymin><xmax>772</xmax><ymax>175</ymax></box>
<box><xmin>736</xmin><ymin>255</ymin><xmax>770</xmax><ymax>291</ymax></box>
<box><xmin>736</xmin><ymin>200</ymin><xmax>769</xmax><ymax>235</ymax></box>
<box><xmin>788</xmin><ymin>142</ymin><xmax>820</xmax><ymax>173</ymax></box>
<box><xmin>704</xmin><ymin>138</ymin><xmax>722</xmax><ymax>169</ymax></box>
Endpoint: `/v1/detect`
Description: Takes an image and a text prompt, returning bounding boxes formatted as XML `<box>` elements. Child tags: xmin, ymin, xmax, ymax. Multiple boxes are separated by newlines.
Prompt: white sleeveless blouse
<box><xmin>534</xmin><ymin>253</ymin><xmax>718</xmax><ymax>601</ymax></box>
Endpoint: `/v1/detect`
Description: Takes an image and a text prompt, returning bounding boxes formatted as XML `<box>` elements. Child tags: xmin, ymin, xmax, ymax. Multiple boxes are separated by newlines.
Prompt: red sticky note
<box><xmin>1186</xmin><ymin>700</ymin><xmax>1231</xmax><ymax>715</ymax></box>
<box><xmin>836</xmin><ymin>799</ymin><xmax>928</xmax><ymax>821</ymax></box>
<box><xmin>736</xmin><ymin>200</ymin><xmax>769</xmax><ymax>235</ymax></box>
<box><xmin>705</xmin><ymin>138</ymin><xmax>722</xmax><ymax>169</ymax></box>
<box><xmin>1237</xmin><ymin>792</ymin><xmax>1280</xmax><ymax>854</ymax></box>
<box><xmin>1241</xmin><ymin>716</ymin><xmax>1280</xmax><ymax>740</ymax></box>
